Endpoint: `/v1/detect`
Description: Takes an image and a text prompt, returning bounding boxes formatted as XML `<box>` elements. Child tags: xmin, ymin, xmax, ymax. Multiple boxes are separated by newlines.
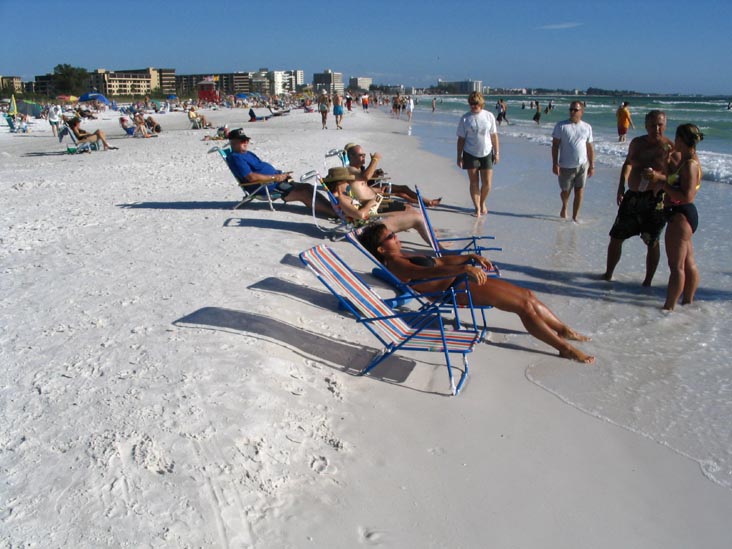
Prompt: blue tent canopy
<box><xmin>17</xmin><ymin>100</ymin><xmax>43</xmax><ymax>117</ymax></box>
<box><xmin>79</xmin><ymin>92</ymin><xmax>111</xmax><ymax>105</ymax></box>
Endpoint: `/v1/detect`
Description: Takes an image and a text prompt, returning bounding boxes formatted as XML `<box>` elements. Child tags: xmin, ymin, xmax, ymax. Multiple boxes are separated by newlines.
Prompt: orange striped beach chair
<box><xmin>299</xmin><ymin>244</ymin><xmax>481</xmax><ymax>395</ymax></box>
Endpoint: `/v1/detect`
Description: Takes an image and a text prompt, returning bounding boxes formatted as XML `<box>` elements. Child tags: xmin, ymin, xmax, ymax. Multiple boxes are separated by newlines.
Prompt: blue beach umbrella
<box><xmin>235</xmin><ymin>93</ymin><xmax>248</xmax><ymax>99</ymax></box>
<box><xmin>167</xmin><ymin>94</ymin><xmax>178</xmax><ymax>100</ymax></box>
<box><xmin>79</xmin><ymin>92</ymin><xmax>111</xmax><ymax>105</ymax></box>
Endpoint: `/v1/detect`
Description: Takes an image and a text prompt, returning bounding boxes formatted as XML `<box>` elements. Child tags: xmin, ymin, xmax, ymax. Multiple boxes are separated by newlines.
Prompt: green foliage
<box><xmin>52</xmin><ymin>64</ymin><xmax>90</xmax><ymax>96</ymax></box>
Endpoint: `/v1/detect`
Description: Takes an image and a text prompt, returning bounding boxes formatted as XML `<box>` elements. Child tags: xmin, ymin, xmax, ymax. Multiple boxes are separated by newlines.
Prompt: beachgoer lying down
<box><xmin>358</xmin><ymin>222</ymin><xmax>595</xmax><ymax>363</ymax></box>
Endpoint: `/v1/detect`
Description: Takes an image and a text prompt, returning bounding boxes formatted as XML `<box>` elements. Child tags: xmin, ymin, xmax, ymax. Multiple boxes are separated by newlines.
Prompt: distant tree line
<box><xmin>51</xmin><ymin>64</ymin><xmax>90</xmax><ymax>96</ymax></box>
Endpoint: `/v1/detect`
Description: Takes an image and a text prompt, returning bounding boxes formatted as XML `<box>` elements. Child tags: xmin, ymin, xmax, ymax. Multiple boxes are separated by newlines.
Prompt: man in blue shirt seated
<box><xmin>227</xmin><ymin>129</ymin><xmax>334</xmax><ymax>215</ymax></box>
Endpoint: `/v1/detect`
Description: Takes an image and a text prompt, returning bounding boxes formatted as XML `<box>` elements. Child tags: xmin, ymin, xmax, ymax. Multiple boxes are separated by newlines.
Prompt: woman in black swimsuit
<box><xmin>648</xmin><ymin>123</ymin><xmax>703</xmax><ymax>310</ymax></box>
<box><xmin>359</xmin><ymin>223</ymin><xmax>594</xmax><ymax>363</ymax></box>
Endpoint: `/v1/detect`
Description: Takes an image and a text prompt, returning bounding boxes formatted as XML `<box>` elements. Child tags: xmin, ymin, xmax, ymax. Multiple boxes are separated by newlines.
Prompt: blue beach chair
<box><xmin>208</xmin><ymin>146</ymin><xmax>284</xmax><ymax>211</ymax></box>
<box><xmin>300</xmin><ymin>244</ymin><xmax>481</xmax><ymax>395</ymax></box>
<box><xmin>345</xmin><ymin>229</ymin><xmax>491</xmax><ymax>338</ymax></box>
<box><xmin>4</xmin><ymin>114</ymin><xmax>27</xmax><ymax>133</ymax></box>
<box><xmin>416</xmin><ymin>186</ymin><xmax>501</xmax><ymax>262</ymax></box>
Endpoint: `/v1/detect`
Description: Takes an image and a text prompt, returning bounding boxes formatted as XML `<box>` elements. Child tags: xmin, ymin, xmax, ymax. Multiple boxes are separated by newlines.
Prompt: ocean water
<box><xmin>414</xmin><ymin>94</ymin><xmax>732</xmax><ymax>184</ymax></box>
<box><xmin>407</xmin><ymin>96</ymin><xmax>732</xmax><ymax>490</ymax></box>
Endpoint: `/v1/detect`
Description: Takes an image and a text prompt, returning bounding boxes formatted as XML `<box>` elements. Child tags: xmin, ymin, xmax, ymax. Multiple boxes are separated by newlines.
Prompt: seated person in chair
<box><xmin>359</xmin><ymin>222</ymin><xmax>595</xmax><ymax>363</ymax></box>
<box><xmin>322</xmin><ymin>166</ymin><xmax>436</xmax><ymax>247</ymax></box>
<box><xmin>227</xmin><ymin>129</ymin><xmax>334</xmax><ymax>215</ymax></box>
<box><xmin>344</xmin><ymin>143</ymin><xmax>441</xmax><ymax>207</ymax></box>
<box><xmin>188</xmin><ymin>106</ymin><xmax>211</xmax><ymax>128</ymax></box>
<box><xmin>68</xmin><ymin>117</ymin><xmax>117</xmax><ymax>150</ymax></box>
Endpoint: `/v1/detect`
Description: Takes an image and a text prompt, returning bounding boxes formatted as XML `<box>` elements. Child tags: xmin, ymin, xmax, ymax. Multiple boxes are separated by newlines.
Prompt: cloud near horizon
<box><xmin>538</xmin><ymin>22</ymin><xmax>583</xmax><ymax>30</ymax></box>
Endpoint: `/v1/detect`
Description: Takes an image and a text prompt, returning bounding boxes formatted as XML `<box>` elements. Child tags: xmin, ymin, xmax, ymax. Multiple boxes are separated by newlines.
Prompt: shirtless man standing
<box><xmin>603</xmin><ymin>110</ymin><xmax>673</xmax><ymax>286</ymax></box>
<box><xmin>333</xmin><ymin>93</ymin><xmax>344</xmax><ymax>130</ymax></box>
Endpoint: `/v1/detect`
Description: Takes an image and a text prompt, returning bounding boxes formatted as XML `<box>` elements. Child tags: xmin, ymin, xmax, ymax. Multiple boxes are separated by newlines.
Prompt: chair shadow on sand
<box><xmin>23</xmin><ymin>151</ymin><xmax>71</xmax><ymax>157</ymax></box>
<box><xmin>118</xmin><ymin>200</ymin><xmax>239</xmax><ymax>210</ymax></box>
<box><xmin>173</xmin><ymin>306</ymin><xmax>424</xmax><ymax>390</ymax></box>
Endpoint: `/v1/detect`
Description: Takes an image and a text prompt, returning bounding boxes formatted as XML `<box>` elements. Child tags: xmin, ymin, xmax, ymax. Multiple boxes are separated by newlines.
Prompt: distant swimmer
<box><xmin>616</xmin><ymin>101</ymin><xmax>635</xmax><ymax>143</ymax></box>
<box><xmin>533</xmin><ymin>101</ymin><xmax>542</xmax><ymax>124</ymax></box>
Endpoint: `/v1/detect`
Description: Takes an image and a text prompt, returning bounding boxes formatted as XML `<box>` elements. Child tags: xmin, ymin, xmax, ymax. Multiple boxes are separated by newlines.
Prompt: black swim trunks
<box><xmin>609</xmin><ymin>190</ymin><xmax>666</xmax><ymax>245</ymax></box>
<box><xmin>377</xmin><ymin>200</ymin><xmax>407</xmax><ymax>214</ymax></box>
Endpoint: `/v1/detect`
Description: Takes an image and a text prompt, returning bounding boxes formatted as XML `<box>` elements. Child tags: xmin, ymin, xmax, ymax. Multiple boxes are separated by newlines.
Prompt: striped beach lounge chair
<box><xmin>300</xmin><ymin>244</ymin><xmax>482</xmax><ymax>396</ymax></box>
<box><xmin>345</xmin><ymin>229</ymin><xmax>490</xmax><ymax>338</ymax></box>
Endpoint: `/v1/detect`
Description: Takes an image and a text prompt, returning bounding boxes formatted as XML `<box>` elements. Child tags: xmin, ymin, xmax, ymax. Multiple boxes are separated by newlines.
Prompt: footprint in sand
<box><xmin>358</xmin><ymin>526</ymin><xmax>387</xmax><ymax>545</ymax></box>
<box><xmin>310</xmin><ymin>455</ymin><xmax>329</xmax><ymax>474</ymax></box>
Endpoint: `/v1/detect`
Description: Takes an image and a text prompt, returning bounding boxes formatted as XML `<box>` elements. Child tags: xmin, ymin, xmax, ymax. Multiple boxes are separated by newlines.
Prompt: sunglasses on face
<box><xmin>379</xmin><ymin>232</ymin><xmax>397</xmax><ymax>246</ymax></box>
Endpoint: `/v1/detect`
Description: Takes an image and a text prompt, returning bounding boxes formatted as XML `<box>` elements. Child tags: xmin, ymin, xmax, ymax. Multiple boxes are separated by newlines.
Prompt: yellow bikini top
<box><xmin>668</xmin><ymin>158</ymin><xmax>701</xmax><ymax>190</ymax></box>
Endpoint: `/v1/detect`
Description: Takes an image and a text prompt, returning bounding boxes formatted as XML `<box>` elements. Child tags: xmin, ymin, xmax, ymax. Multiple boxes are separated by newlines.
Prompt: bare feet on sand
<box><xmin>560</xmin><ymin>328</ymin><xmax>592</xmax><ymax>342</ymax></box>
<box><xmin>560</xmin><ymin>347</ymin><xmax>595</xmax><ymax>364</ymax></box>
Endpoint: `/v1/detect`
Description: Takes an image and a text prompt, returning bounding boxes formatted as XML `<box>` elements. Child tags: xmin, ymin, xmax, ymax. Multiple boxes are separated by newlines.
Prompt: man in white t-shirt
<box><xmin>456</xmin><ymin>91</ymin><xmax>500</xmax><ymax>217</ymax></box>
<box><xmin>551</xmin><ymin>101</ymin><xmax>595</xmax><ymax>221</ymax></box>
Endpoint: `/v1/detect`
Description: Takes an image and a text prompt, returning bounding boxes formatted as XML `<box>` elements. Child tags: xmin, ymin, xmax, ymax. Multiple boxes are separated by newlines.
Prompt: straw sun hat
<box><xmin>322</xmin><ymin>166</ymin><xmax>355</xmax><ymax>186</ymax></box>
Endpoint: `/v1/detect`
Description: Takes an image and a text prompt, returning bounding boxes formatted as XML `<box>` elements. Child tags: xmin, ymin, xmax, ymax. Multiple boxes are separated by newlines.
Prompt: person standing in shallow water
<box><xmin>456</xmin><ymin>91</ymin><xmax>500</xmax><ymax>217</ymax></box>
<box><xmin>551</xmin><ymin>101</ymin><xmax>595</xmax><ymax>222</ymax></box>
<box><xmin>616</xmin><ymin>101</ymin><xmax>635</xmax><ymax>142</ymax></box>
<box><xmin>647</xmin><ymin>124</ymin><xmax>704</xmax><ymax>311</ymax></box>
<box><xmin>603</xmin><ymin>110</ymin><xmax>671</xmax><ymax>286</ymax></box>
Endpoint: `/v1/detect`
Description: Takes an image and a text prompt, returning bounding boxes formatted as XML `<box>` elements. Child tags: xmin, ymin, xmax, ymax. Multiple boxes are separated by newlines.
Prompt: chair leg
<box><xmin>359</xmin><ymin>348</ymin><xmax>392</xmax><ymax>377</ymax></box>
<box><xmin>453</xmin><ymin>355</ymin><xmax>470</xmax><ymax>395</ymax></box>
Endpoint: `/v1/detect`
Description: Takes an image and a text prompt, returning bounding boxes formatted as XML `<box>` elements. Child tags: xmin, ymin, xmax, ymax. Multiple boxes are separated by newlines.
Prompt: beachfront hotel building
<box><xmin>313</xmin><ymin>69</ymin><xmax>344</xmax><ymax>95</ymax></box>
<box><xmin>1</xmin><ymin>76</ymin><xmax>23</xmax><ymax>93</ymax></box>
<box><xmin>349</xmin><ymin>77</ymin><xmax>372</xmax><ymax>91</ymax></box>
<box><xmin>175</xmin><ymin>69</ymin><xmax>302</xmax><ymax>97</ymax></box>
<box><xmin>176</xmin><ymin>72</ymin><xmax>252</xmax><ymax>97</ymax></box>
<box><xmin>437</xmin><ymin>78</ymin><xmax>483</xmax><ymax>94</ymax></box>
<box><xmin>87</xmin><ymin>68</ymin><xmax>176</xmax><ymax>97</ymax></box>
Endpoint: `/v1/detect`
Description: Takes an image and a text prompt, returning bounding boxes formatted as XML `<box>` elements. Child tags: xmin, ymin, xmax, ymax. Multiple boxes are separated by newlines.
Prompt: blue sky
<box><xmin>1</xmin><ymin>0</ymin><xmax>729</xmax><ymax>95</ymax></box>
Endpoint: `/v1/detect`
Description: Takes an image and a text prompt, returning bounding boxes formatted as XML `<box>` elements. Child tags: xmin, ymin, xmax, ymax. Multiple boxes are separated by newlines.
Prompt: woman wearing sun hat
<box><xmin>322</xmin><ymin>166</ymin><xmax>434</xmax><ymax>246</ymax></box>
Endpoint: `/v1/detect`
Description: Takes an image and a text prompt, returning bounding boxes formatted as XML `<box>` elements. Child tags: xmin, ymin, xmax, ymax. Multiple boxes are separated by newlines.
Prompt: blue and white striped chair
<box><xmin>300</xmin><ymin>244</ymin><xmax>481</xmax><ymax>396</ymax></box>
<box><xmin>344</xmin><ymin>229</ymin><xmax>491</xmax><ymax>338</ymax></box>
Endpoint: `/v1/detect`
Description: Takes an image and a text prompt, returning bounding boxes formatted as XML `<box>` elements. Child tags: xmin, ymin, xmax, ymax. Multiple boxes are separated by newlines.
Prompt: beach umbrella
<box><xmin>17</xmin><ymin>100</ymin><xmax>42</xmax><ymax>117</ymax></box>
<box><xmin>8</xmin><ymin>95</ymin><xmax>18</xmax><ymax>116</ymax></box>
<box><xmin>56</xmin><ymin>94</ymin><xmax>78</xmax><ymax>102</ymax></box>
<box><xmin>235</xmin><ymin>93</ymin><xmax>248</xmax><ymax>99</ymax></box>
<box><xmin>78</xmin><ymin>92</ymin><xmax>111</xmax><ymax>105</ymax></box>
<box><xmin>166</xmin><ymin>94</ymin><xmax>177</xmax><ymax>100</ymax></box>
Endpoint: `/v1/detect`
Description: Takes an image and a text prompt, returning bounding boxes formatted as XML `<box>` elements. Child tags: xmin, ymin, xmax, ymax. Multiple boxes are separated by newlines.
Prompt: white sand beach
<box><xmin>2</xmin><ymin>107</ymin><xmax>732</xmax><ymax>548</ymax></box>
